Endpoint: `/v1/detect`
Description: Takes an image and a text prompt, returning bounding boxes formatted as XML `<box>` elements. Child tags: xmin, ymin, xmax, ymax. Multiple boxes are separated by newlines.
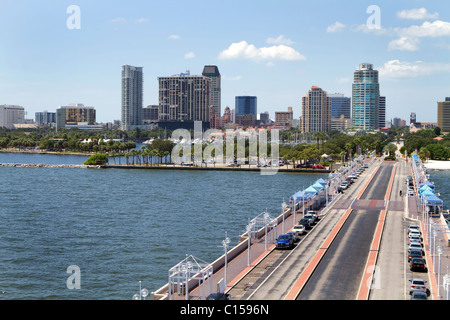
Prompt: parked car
<box><xmin>410</xmin><ymin>258</ymin><xmax>427</xmax><ymax>272</ymax></box>
<box><xmin>409</xmin><ymin>236</ymin><xmax>422</xmax><ymax>245</ymax></box>
<box><xmin>409</xmin><ymin>230</ymin><xmax>422</xmax><ymax>238</ymax></box>
<box><xmin>408</xmin><ymin>250</ymin><xmax>424</xmax><ymax>262</ymax></box>
<box><xmin>409</xmin><ymin>243</ymin><xmax>423</xmax><ymax>252</ymax></box>
<box><xmin>206</xmin><ymin>292</ymin><xmax>232</xmax><ymax>300</ymax></box>
<box><xmin>411</xmin><ymin>291</ymin><xmax>428</xmax><ymax>300</ymax></box>
<box><xmin>293</xmin><ymin>224</ymin><xmax>306</xmax><ymax>235</ymax></box>
<box><xmin>408</xmin><ymin>189</ymin><xmax>415</xmax><ymax>196</ymax></box>
<box><xmin>312</xmin><ymin>164</ymin><xmax>324</xmax><ymax>169</ymax></box>
<box><xmin>287</xmin><ymin>230</ymin><xmax>301</xmax><ymax>242</ymax></box>
<box><xmin>409</xmin><ymin>278</ymin><xmax>429</xmax><ymax>296</ymax></box>
<box><xmin>408</xmin><ymin>225</ymin><xmax>421</xmax><ymax>233</ymax></box>
<box><xmin>299</xmin><ymin>218</ymin><xmax>312</xmax><ymax>230</ymax></box>
<box><xmin>306</xmin><ymin>211</ymin><xmax>319</xmax><ymax>222</ymax></box>
<box><xmin>337</xmin><ymin>186</ymin><xmax>344</xmax><ymax>193</ymax></box>
<box><xmin>276</xmin><ymin>234</ymin><xmax>294</xmax><ymax>249</ymax></box>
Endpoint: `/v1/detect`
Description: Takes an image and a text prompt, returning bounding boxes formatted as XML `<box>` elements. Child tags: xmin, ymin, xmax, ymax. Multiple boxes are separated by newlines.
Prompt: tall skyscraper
<box><xmin>202</xmin><ymin>65</ymin><xmax>221</xmax><ymax>117</ymax></box>
<box><xmin>352</xmin><ymin>63</ymin><xmax>380</xmax><ymax>130</ymax></box>
<box><xmin>121</xmin><ymin>65</ymin><xmax>143</xmax><ymax>130</ymax></box>
<box><xmin>0</xmin><ymin>105</ymin><xmax>25</xmax><ymax>129</ymax></box>
<box><xmin>379</xmin><ymin>96</ymin><xmax>386</xmax><ymax>128</ymax></box>
<box><xmin>437</xmin><ymin>98</ymin><xmax>450</xmax><ymax>132</ymax></box>
<box><xmin>158</xmin><ymin>71</ymin><xmax>211</xmax><ymax>123</ymax></box>
<box><xmin>301</xmin><ymin>86</ymin><xmax>331</xmax><ymax>133</ymax></box>
<box><xmin>329</xmin><ymin>93</ymin><xmax>351</xmax><ymax>119</ymax></box>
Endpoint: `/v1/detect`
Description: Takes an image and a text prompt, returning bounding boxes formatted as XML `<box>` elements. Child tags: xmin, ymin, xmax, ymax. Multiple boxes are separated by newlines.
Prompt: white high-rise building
<box><xmin>0</xmin><ymin>105</ymin><xmax>25</xmax><ymax>129</ymax></box>
<box><xmin>202</xmin><ymin>65</ymin><xmax>221</xmax><ymax>117</ymax></box>
<box><xmin>121</xmin><ymin>65</ymin><xmax>143</xmax><ymax>130</ymax></box>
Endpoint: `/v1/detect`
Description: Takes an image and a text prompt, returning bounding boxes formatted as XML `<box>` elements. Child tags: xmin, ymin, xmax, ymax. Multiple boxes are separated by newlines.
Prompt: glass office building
<box><xmin>329</xmin><ymin>93</ymin><xmax>351</xmax><ymax>119</ymax></box>
<box><xmin>235</xmin><ymin>96</ymin><xmax>257</xmax><ymax>119</ymax></box>
<box><xmin>352</xmin><ymin>63</ymin><xmax>380</xmax><ymax>130</ymax></box>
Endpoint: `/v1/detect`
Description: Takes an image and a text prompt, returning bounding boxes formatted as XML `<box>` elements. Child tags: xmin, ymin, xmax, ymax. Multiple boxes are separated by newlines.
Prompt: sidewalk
<box><xmin>407</xmin><ymin>159</ymin><xmax>450</xmax><ymax>300</ymax></box>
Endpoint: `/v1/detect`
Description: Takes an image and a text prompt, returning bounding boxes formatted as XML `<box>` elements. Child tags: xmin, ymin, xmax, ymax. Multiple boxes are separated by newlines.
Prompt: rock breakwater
<box><xmin>0</xmin><ymin>163</ymin><xmax>101</xmax><ymax>169</ymax></box>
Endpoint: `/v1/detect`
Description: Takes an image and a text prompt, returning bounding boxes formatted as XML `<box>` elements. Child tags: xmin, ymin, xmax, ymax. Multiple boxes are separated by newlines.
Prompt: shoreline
<box><xmin>422</xmin><ymin>160</ymin><xmax>450</xmax><ymax>170</ymax></box>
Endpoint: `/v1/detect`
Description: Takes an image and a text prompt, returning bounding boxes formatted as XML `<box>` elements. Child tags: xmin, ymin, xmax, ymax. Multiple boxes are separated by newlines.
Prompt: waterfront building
<box><xmin>235</xmin><ymin>96</ymin><xmax>257</xmax><ymax>123</ymax></box>
<box><xmin>56</xmin><ymin>104</ymin><xmax>96</xmax><ymax>131</ymax></box>
<box><xmin>259</xmin><ymin>112</ymin><xmax>270</xmax><ymax>125</ymax></box>
<box><xmin>142</xmin><ymin>105</ymin><xmax>159</xmax><ymax>123</ymax></box>
<box><xmin>121</xmin><ymin>65</ymin><xmax>143</xmax><ymax>130</ymax></box>
<box><xmin>275</xmin><ymin>107</ymin><xmax>294</xmax><ymax>128</ymax></box>
<box><xmin>158</xmin><ymin>71</ymin><xmax>212</xmax><ymax>125</ymax></box>
<box><xmin>329</xmin><ymin>93</ymin><xmax>351</xmax><ymax>119</ymax></box>
<box><xmin>202</xmin><ymin>66</ymin><xmax>221</xmax><ymax>118</ymax></box>
<box><xmin>331</xmin><ymin>115</ymin><xmax>352</xmax><ymax>132</ymax></box>
<box><xmin>0</xmin><ymin>105</ymin><xmax>25</xmax><ymax>129</ymax></box>
<box><xmin>301</xmin><ymin>86</ymin><xmax>331</xmax><ymax>133</ymax></box>
<box><xmin>35</xmin><ymin>111</ymin><xmax>56</xmax><ymax>126</ymax></box>
<box><xmin>437</xmin><ymin>98</ymin><xmax>450</xmax><ymax>132</ymax></box>
<box><xmin>352</xmin><ymin>63</ymin><xmax>380</xmax><ymax>130</ymax></box>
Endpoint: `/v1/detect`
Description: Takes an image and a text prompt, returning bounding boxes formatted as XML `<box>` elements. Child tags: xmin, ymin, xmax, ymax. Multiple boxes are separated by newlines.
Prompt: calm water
<box><xmin>0</xmin><ymin>152</ymin><xmax>328</xmax><ymax>300</ymax></box>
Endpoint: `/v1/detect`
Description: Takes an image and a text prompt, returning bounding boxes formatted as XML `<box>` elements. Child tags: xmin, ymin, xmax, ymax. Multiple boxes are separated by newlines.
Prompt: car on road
<box><xmin>409</xmin><ymin>231</ymin><xmax>422</xmax><ymax>238</ymax></box>
<box><xmin>411</xmin><ymin>291</ymin><xmax>428</xmax><ymax>300</ymax></box>
<box><xmin>293</xmin><ymin>224</ymin><xmax>306</xmax><ymax>235</ymax></box>
<box><xmin>304</xmin><ymin>213</ymin><xmax>317</xmax><ymax>225</ymax></box>
<box><xmin>306</xmin><ymin>211</ymin><xmax>319</xmax><ymax>221</ymax></box>
<box><xmin>408</xmin><ymin>189</ymin><xmax>415</xmax><ymax>196</ymax></box>
<box><xmin>409</xmin><ymin>236</ymin><xmax>422</xmax><ymax>245</ymax></box>
<box><xmin>409</xmin><ymin>242</ymin><xmax>423</xmax><ymax>252</ymax></box>
<box><xmin>299</xmin><ymin>218</ymin><xmax>312</xmax><ymax>230</ymax></box>
<box><xmin>276</xmin><ymin>234</ymin><xmax>294</xmax><ymax>249</ymax></box>
<box><xmin>409</xmin><ymin>278</ymin><xmax>429</xmax><ymax>296</ymax></box>
<box><xmin>408</xmin><ymin>250</ymin><xmax>424</xmax><ymax>262</ymax></box>
<box><xmin>410</xmin><ymin>258</ymin><xmax>427</xmax><ymax>272</ymax></box>
<box><xmin>287</xmin><ymin>230</ymin><xmax>301</xmax><ymax>242</ymax></box>
<box><xmin>408</xmin><ymin>225</ymin><xmax>421</xmax><ymax>233</ymax></box>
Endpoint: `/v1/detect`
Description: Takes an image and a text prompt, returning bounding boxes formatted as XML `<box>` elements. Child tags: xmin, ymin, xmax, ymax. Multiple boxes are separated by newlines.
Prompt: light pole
<box><xmin>221</xmin><ymin>232</ymin><xmax>231</xmax><ymax>287</ymax></box>
<box><xmin>132</xmin><ymin>280</ymin><xmax>148</xmax><ymax>300</ymax></box>
<box><xmin>281</xmin><ymin>202</ymin><xmax>287</xmax><ymax>234</ymax></box>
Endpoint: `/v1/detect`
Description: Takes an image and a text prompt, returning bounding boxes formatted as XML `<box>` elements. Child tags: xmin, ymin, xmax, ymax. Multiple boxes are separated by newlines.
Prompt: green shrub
<box><xmin>83</xmin><ymin>153</ymin><xmax>108</xmax><ymax>165</ymax></box>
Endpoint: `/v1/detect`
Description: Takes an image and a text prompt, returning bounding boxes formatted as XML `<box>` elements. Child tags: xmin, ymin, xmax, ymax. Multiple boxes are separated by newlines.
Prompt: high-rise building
<box><xmin>56</xmin><ymin>104</ymin><xmax>96</xmax><ymax>130</ymax></box>
<box><xmin>121</xmin><ymin>65</ymin><xmax>143</xmax><ymax>130</ymax></box>
<box><xmin>202</xmin><ymin>66</ymin><xmax>221</xmax><ymax>117</ymax></box>
<box><xmin>0</xmin><ymin>105</ymin><xmax>25</xmax><ymax>129</ymax></box>
<box><xmin>158</xmin><ymin>71</ymin><xmax>211</xmax><ymax>124</ymax></box>
<box><xmin>329</xmin><ymin>93</ymin><xmax>351</xmax><ymax>119</ymax></box>
<box><xmin>235</xmin><ymin>96</ymin><xmax>257</xmax><ymax>121</ymax></box>
<box><xmin>142</xmin><ymin>105</ymin><xmax>159</xmax><ymax>122</ymax></box>
<box><xmin>437</xmin><ymin>98</ymin><xmax>450</xmax><ymax>132</ymax></box>
<box><xmin>352</xmin><ymin>63</ymin><xmax>380</xmax><ymax>130</ymax></box>
<box><xmin>275</xmin><ymin>107</ymin><xmax>294</xmax><ymax>127</ymax></box>
<box><xmin>301</xmin><ymin>86</ymin><xmax>331</xmax><ymax>133</ymax></box>
<box><xmin>379</xmin><ymin>96</ymin><xmax>386</xmax><ymax>129</ymax></box>
<box><xmin>35</xmin><ymin>111</ymin><xmax>56</xmax><ymax>125</ymax></box>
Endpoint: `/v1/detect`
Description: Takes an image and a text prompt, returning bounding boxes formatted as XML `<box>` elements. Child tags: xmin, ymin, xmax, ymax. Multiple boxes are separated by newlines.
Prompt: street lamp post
<box><xmin>221</xmin><ymin>232</ymin><xmax>231</xmax><ymax>287</ymax></box>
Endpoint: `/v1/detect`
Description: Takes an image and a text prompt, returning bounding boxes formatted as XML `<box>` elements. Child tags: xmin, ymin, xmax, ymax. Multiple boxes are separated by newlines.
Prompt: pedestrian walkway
<box><xmin>407</xmin><ymin>157</ymin><xmax>450</xmax><ymax>300</ymax></box>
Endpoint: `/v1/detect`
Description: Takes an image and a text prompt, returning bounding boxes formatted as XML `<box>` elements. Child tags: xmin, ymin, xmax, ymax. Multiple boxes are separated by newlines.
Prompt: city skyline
<box><xmin>0</xmin><ymin>1</ymin><xmax>450</xmax><ymax>124</ymax></box>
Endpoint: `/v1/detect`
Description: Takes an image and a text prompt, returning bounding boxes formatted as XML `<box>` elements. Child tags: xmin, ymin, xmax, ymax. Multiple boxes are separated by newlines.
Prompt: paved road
<box><xmin>296</xmin><ymin>163</ymin><xmax>393</xmax><ymax>300</ymax></box>
<box><xmin>232</xmin><ymin>160</ymin><xmax>383</xmax><ymax>300</ymax></box>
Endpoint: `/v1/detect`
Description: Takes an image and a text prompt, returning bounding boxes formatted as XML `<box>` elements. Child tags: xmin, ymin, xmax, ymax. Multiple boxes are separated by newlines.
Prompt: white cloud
<box><xmin>168</xmin><ymin>34</ymin><xmax>180</xmax><ymax>40</ymax></box>
<box><xmin>218</xmin><ymin>41</ymin><xmax>306</xmax><ymax>61</ymax></box>
<box><xmin>388</xmin><ymin>37</ymin><xmax>420</xmax><ymax>51</ymax></box>
<box><xmin>400</xmin><ymin>20</ymin><xmax>450</xmax><ymax>38</ymax></box>
<box><xmin>135</xmin><ymin>18</ymin><xmax>148</xmax><ymax>23</ymax></box>
<box><xmin>378</xmin><ymin>59</ymin><xmax>450</xmax><ymax>78</ymax></box>
<box><xmin>266</xmin><ymin>35</ymin><xmax>294</xmax><ymax>45</ymax></box>
<box><xmin>184</xmin><ymin>52</ymin><xmax>195</xmax><ymax>59</ymax></box>
<box><xmin>397</xmin><ymin>8</ymin><xmax>439</xmax><ymax>20</ymax></box>
<box><xmin>327</xmin><ymin>22</ymin><xmax>346</xmax><ymax>33</ymax></box>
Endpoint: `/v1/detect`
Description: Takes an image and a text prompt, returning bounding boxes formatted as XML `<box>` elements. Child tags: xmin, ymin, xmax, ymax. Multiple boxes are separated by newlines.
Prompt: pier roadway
<box><xmin>226</xmin><ymin>159</ymin><xmax>385</xmax><ymax>300</ymax></box>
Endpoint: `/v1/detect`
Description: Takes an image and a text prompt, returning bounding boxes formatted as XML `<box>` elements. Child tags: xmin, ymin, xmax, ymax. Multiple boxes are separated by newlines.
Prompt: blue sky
<box><xmin>0</xmin><ymin>0</ymin><xmax>449</xmax><ymax>124</ymax></box>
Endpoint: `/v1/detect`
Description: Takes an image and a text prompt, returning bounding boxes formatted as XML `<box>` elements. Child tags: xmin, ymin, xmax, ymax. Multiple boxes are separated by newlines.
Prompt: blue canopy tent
<box><xmin>316</xmin><ymin>178</ymin><xmax>327</xmax><ymax>186</ymax></box>
<box><xmin>290</xmin><ymin>191</ymin><xmax>313</xmax><ymax>203</ymax></box>
<box><xmin>424</xmin><ymin>194</ymin><xmax>443</xmax><ymax>215</ymax></box>
<box><xmin>312</xmin><ymin>182</ymin><xmax>325</xmax><ymax>191</ymax></box>
<box><xmin>419</xmin><ymin>188</ymin><xmax>435</xmax><ymax>197</ymax></box>
<box><xmin>419</xmin><ymin>181</ymin><xmax>434</xmax><ymax>189</ymax></box>
<box><xmin>418</xmin><ymin>185</ymin><xmax>433</xmax><ymax>193</ymax></box>
<box><xmin>304</xmin><ymin>185</ymin><xmax>319</xmax><ymax>195</ymax></box>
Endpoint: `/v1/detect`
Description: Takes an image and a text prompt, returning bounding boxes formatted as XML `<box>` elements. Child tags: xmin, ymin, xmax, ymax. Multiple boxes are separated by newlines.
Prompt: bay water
<box><xmin>0</xmin><ymin>152</ymin><xmax>329</xmax><ymax>300</ymax></box>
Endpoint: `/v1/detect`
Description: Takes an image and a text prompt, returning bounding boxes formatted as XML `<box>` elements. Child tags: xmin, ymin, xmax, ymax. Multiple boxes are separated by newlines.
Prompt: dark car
<box><xmin>206</xmin><ymin>292</ymin><xmax>231</xmax><ymax>300</ymax></box>
<box><xmin>410</xmin><ymin>258</ymin><xmax>427</xmax><ymax>272</ymax></box>
<box><xmin>299</xmin><ymin>218</ymin><xmax>312</xmax><ymax>230</ymax></box>
<box><xmin>411</xmin><ymin>292</ymin><xmax>427</xmax><ymax>300</ymax></box>
<box><xmin>408</xmin><ymin>250</ymin><xmax>424</xmax><ymax>262</ymax></box>
<box><xmin>276</xmin><ymin>234</ymin><xmax>294</xmax><ymax>249</ymax></box>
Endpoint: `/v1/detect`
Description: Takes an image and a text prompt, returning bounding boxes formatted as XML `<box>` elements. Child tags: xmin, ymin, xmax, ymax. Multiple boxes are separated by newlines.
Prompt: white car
<box><xmin>409</xmin><ymin>236</ymin><xmax>422</xmax><ymax>244</ymax></box>
<box><xmin>409</xmin><ymin>278</ymin><xmax>429</xmax><ymax>296</ymax></box>
<box><xmin>287</xmin><ymin>230</ymin><xmax>301</xmax><ymax>242</ymax></box>
<box><xmin>409</xmin><ymin>243</ymin><xmax>423</xmax><ymax>252</ymax></box>
<box><xmin>293</xmin><ymin>224</ymin><xmax>306</xmax><ymax>235</ymax></box>
<box><xmin>408</xmin><ymin>225</ymin><xmax>420</xmax><ymax>233</ymax></box>
<box><xmin>409</xmin><ymin>231</ymin><xmax>421</xmax><ymax>238</ymax></box>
